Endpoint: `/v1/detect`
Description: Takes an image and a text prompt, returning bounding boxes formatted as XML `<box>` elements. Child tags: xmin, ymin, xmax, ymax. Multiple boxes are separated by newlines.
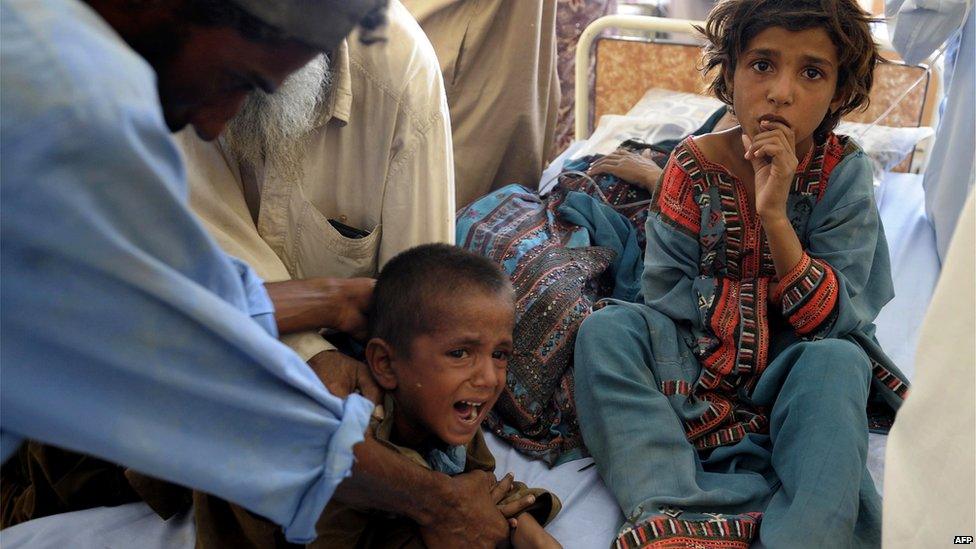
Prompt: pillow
<box><xmin>571</xmin><ymin>113</ymin><xmax>693</xmax><ymax>158</ymax></box>
<box><xmin>577</xmin><ymin>87</ymin><xmax>934</xmax><ymax>179</ymax></box>
<box><xmin>625</xmin><ymin>87</ymin><xmax>724</xmax><ymax>121</ymax></box>
<box><xmin>572</xmin><ymin>88</ymin><xmax>723</xmax><ymax>159</ymax></box>
<box><xmin>836</xmin><ymin>121</ymin><xmax>934</xmax><ymax>179</ymax></box>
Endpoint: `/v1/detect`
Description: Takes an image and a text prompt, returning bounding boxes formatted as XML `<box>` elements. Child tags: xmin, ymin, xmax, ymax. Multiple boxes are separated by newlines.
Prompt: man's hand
<box><xmin>307</xmin><ymin>350</ymin><xmax>382</xmax><ymax>405</ymax></box>
<box><xmin>265</xmin><ymin>277</ymin><xmax>374</xmax><ymax>339</ymax></box>
<box><xmin>742</xmin><ymin>120</ymin><xmax>797</xmax><ymax>220</ymax></box>
<box><xmin>587</xmin><ymin>149</ymin><xmax>662</xmax><ymax>192</ymax></box>
<box><xmin>419</xmin><ymin>470</ymin><xmax>510</xmax><ymax>549</ymax></box>
<box><xmin>323</xmin><ymin>277</ymin><xmax>374</xmax><ymax>340</ymax></box>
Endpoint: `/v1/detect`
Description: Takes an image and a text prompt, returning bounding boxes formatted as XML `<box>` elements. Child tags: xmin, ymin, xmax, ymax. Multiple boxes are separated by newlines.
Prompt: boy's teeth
<box><xmin>457</xmin><ymin>401</ymin><xmax>484</xmax><ymax>422</ymax></box>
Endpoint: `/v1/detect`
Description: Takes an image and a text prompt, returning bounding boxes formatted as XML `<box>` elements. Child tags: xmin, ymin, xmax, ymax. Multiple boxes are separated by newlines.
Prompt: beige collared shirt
<box><xmin>180</xmin><ymin>0</ymin><xmax>455</xmax><ymax>360</ymax></box>
<box><xmin>883</xmin><ymin>191</ymin><xmax>976</xmax><ymax>547</ymax></box>
<box><xmin>402</xmin><ymin>0</ymin><xmax>560</xmax><ymax>208</ymax></box>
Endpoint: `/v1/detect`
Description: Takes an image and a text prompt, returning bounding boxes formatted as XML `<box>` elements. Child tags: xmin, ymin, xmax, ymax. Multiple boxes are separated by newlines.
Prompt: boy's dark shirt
<box><xmin>134</xmin><ymin>394</ymin><xmax>560</xmax><ymax>548</ymax></box>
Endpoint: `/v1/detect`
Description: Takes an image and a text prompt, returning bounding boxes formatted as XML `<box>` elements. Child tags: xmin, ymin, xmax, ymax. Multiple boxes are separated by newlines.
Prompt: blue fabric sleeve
<box><xmin>227</xmin><ymin>255</ymin><xmax>280</xmax><ymax>337</ymax></box>
<box><xmin>557</xmin><ymin>191</ymin><xmax>645</xmax><ymax>302</ymax></box>
<box><xmin>641</xmin><ymin>163</ymin><xmax>704</xmax><ymax>329</ymax></box>
<box><xmin>802</xmin><ymin>151</ymin><xmax>895</xmax><ymax>339</ymax></box>
<box><xmin>887</xmin><ymin>0</ymin><xmax>970</xmax><ymax>65</ymax></box>
<box><xmin>0</xmin><ymin>3</ymin><xmax>370</xmax><ymax>540</ymax></box>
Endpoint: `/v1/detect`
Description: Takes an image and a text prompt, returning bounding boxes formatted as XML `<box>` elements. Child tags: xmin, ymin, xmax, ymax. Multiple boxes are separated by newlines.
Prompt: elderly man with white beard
<box><xmin>179</xmin><ymin>0</ymin><xmax>455</xmax><ymax>371</ymax></box>
<box><xmin>170</xmin><ymin>0</ymin><xmax>509</xmax><ymax>545</ymax></box>
<box><xmin>2</xmin><ymin>1</ymin><xmax>531</xmax><ymax>545</ymax></box>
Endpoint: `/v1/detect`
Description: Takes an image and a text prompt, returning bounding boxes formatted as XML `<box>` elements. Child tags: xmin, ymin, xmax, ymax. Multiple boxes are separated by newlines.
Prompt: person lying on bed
<box><xmin>585</xmin><ymin>106</ymin><xmax>737</xmax><ymax>193</ymax></box>
<box><xmin>142</xmin><ymin>244</ymin><xmax>562</xmax><ymax>548</ymax></box>
<box><xmin>573</xmin><ymin>0</ymin><xmax>909</xmax><ymax>547</ymax></box>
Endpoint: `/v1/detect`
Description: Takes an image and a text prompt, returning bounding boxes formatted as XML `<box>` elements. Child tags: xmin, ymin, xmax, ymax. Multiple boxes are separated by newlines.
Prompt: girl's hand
<box><xmin>741</xmin><ymin>120</ymin><xmax>797</xmax><ymax>220</ymax></box>
<box><xmin>587</xmin><ymin>149</ymin><xmax>662</xmax><ymax>192</ymax></box>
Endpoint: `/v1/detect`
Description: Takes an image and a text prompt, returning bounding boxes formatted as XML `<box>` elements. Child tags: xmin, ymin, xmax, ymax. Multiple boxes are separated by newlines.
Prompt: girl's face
<box><xmin>731</xmin><ymin>26</ymin><xmax>844</xmax><ymax>154</ymax></box>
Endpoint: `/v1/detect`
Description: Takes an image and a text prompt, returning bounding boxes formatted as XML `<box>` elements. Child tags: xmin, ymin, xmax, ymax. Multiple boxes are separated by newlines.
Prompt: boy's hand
<box><xmin>491</xmin><ymin>473</ymin><xmax>537</xmax><ymax>518</ymax></box>
<box><xmin>420</xmin><ymin>470</ymin><xmax>510</xmax><ymax>548</ymax></box>
<box><xmin>742</xmin><ymin>120</ymin><xmax>797</xmax><ymax>220</ymax></box>
<box><xmin>307</xmin><ymin>350</ymin><xmax>382</xmax><ymax>405</ymax></box>
<box><xmin>587</xmin><ymin>149</ymin><xmax>662</xmax><ymax>192</ymax></box>
<box><xmin>510</xmin><ymin>512</ymin><xmax>563</xmax><ymax>549</ymax></box>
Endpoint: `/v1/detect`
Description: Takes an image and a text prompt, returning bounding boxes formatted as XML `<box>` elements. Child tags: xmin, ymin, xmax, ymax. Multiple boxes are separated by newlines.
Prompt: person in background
<box><xmin>882</xmin><ymin>191</ymin><xmax>975</xmax><ymax>547</ymax></box>
<box><xmin>181</xmin><ymin>0</ymin><xmax>455</xmax><ymax>397</ymax></box>
<box><xmin>586</xmin><ymin>106</ymin><xmax>735</xmax><ymax>193</ymax></box>
<box><xmin>886</xmin><ymin>0</ymin><xmax>974</xmax><ymax>261</ymax></box>
<box><xmin>551</xmin><ymin>0</ymin><xmax>617</xmax><ymax>156</ymax></box>
<box><xmin>402</xmin><ymin>0</ymin><xmax>560</xmax><ymax>208</ymax></box>
<box><xmin>882</xmin><ymin>0</ymin><xmax>975</xmax><ymax>536</ymax></box>
<box><xmin>1</xmin><ymin>0</ymin><xmax>516</xmax><ymax>545</ymax></box>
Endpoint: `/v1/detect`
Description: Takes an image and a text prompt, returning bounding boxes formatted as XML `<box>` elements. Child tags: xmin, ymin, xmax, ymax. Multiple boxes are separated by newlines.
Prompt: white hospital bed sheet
<box><xmin>872</xmin><ymin>171</ymin><xmax>940</xmax><ymax>380</ymax></box>
<box><xmin>0</xmin><ymin>433</ymin><xmax>622</xmax><ymax>549</ymax></box>
<box><xmin>0</xmin><ymin>501</ymin><xmax>193</xmax><ymax>549</ymax></box>
<box><xmin>0</xmin><ymin>432</ymin><xmax>890</xmax><ymax>549</ymax></box>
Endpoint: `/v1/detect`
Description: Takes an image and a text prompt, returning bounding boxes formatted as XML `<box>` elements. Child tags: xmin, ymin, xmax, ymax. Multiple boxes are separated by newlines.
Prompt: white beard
<box><xmin>223</xmin><ymin>54</ymin><xmax>331</xmax><ymax>184</ymax></box>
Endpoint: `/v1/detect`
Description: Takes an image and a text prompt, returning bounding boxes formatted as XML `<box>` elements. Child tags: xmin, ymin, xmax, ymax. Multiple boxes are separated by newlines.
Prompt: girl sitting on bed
<box><xmin>573</xmin><ymin>0</ymin><xmax>909</xmax><ymax>547</ymax></box>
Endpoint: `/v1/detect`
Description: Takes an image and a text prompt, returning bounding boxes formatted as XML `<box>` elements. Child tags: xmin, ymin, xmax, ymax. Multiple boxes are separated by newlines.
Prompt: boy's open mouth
<box><xmin>453</xmin><ymin>400</ymin><xmax>485</xmax><ymax>424</ymax></box>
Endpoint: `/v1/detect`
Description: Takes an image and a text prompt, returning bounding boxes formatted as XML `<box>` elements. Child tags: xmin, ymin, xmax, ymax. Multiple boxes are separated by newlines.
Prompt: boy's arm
<box><xmin>511</xmin><ymin>512</ymin><xmax>563</xmax><ymax>549</ymax></box>
<box><xmin>496</xmin><ymin>476</ymin><xmax>561</xmax><ymax>526</ymax></box>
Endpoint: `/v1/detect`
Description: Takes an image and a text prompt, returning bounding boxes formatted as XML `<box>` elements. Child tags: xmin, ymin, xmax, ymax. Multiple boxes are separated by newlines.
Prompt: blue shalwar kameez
<box><xmin>574</xmin><ymin>134</ymin><xmax>909</xmax><ymax>548</ymax></box>
<box><xmin>0</xmin><ymin>0</ymin><xmax>372</xmax><ymax>543</ymax></box>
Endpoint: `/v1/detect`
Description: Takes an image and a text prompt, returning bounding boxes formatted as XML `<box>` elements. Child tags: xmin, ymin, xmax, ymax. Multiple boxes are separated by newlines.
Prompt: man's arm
<box><xmin>265</xmin><ymin>277</ymin><xmax>374</xmax><ymax>338</ymax></box>
<box><xmin>0</xmin><ymin>72</ymin><xmax>370</xmax><ymax>544</ymax></box>
<box><xmin>308</xmin><ymin>351</ymin><xmax>532</xmax><ymax>547</ymax></box>
<box><xmin>334</xmin><ymin>436</ymin><xmax>512</xmax><ymax>548</ymax></box>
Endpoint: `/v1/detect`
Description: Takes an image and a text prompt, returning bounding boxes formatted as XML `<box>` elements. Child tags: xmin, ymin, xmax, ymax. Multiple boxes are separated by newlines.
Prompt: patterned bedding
<box><xmin>456</xmin><ymin>141</ymin><xmax>663</xmax><ymax>465</ymax></box>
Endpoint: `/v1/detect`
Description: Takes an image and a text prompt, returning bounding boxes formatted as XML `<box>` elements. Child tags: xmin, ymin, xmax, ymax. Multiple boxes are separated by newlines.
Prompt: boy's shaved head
<box><xmin>369</xmin><ymin>244</ymin><xmax>514</xmax><ymax>357</ymax></box>
<box><xmin>697</xmin><ymin>0</ymin><xmax>882</xmax><ymax>137</ymax></box>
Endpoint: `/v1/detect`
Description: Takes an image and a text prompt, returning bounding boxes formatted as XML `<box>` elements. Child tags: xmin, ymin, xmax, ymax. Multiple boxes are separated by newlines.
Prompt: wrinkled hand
<box><xmin>307</xmin><ymin>350</ymin><xmax>382</xmax><ymax>405</ymax></box>
<box><xmin>741</xmin><ymin>120</ymin><xmax>797</xmax><ymax>219</ymax></box>
<box><xmin>324</xmin><ymin>277</ymin><xmax>375</xmax><ymax>340</ymax></box>
<box><xmin>587</xmin><ymin>149</ymin><xmax>662</xmax><ymax>192</ymax></box>
<box><xmin>420</xmin><ymin>470</ymin><xmax>510</xmax><ymax>549</ymax></box>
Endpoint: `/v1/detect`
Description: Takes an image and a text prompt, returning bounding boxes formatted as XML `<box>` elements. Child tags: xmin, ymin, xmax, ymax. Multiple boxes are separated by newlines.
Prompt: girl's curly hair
<box><xmin>695</xmin><ymin>0</ymin><xmax>884</xmax><ymax>138</ymax></box>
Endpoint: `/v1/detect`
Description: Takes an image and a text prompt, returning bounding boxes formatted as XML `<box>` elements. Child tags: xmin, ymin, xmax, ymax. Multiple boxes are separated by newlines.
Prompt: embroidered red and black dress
<box><xmin>642</xmin><ymin>133</ymin><xmax>909</xmax><ymax>453</ymax></box>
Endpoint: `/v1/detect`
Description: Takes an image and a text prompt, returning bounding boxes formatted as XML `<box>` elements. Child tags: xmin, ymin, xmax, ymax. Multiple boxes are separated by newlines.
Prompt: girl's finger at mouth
<box><xmin>759</xmin><ymin>120</ymin><xmax>793</xmax><ymax>133</ymax></box>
